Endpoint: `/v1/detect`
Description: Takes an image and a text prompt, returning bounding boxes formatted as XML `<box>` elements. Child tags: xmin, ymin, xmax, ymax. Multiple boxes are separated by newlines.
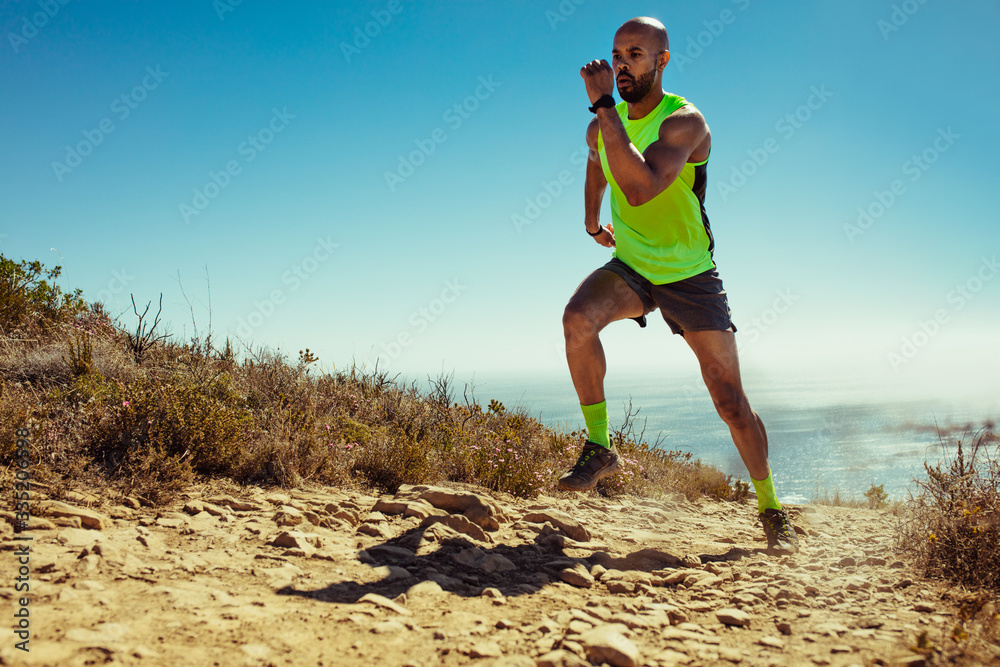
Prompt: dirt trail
<box><xmin>0</xmin><ymin>483</ymin><xmax>965</xmax><ymax>666</ymax></box>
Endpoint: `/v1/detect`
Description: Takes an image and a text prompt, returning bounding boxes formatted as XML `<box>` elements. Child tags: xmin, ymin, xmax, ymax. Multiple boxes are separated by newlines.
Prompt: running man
<box><xmin>557</xmin><ymin>17</ymin><xmax>798</xmax><ymax>552</ymax></box>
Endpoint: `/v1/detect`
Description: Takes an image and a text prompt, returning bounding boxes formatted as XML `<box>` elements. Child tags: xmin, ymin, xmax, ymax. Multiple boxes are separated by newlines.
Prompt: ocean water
<box><xmin>467</xmin><ymin>371</ymin><xmax>999</xmax><ymax>503</ymax></box>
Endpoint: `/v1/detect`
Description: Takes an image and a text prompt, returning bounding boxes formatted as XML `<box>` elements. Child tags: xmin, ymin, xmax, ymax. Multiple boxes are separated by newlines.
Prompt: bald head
<box><xmin>616</xmin><ymin>17</ymin><xmax>668</xmax><ymax>52</ymax></box>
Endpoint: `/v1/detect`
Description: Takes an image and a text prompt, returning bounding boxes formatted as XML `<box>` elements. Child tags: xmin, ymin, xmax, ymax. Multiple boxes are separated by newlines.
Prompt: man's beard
<box><xmin>617</xmin><ymin>69</ymin><xmax>656</xmax><ymax>103</ymax></box>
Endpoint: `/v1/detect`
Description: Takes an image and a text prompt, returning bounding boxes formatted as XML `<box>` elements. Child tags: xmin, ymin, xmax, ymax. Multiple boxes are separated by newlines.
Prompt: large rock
<box><xmin>520</xmin><ymin>510</ymin><xmax>589</xmax><ymax>542</ymax></box>
<box><xmin>37</xmin><ymin>500</ymin><xmax>109</xmax><ymax>530</ymax></box>
<box><xmin>396</xmin><ymin>484</ymin><xmax>503</xmax><ymax>531</ymax></box>
<box><xmin>578</xmin><ymin>624</ymin><xmax>640</xmax><ymax>667</ymax></box>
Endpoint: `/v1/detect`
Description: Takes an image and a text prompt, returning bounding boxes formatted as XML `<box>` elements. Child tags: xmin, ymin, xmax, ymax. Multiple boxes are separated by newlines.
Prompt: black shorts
<box><xmin>599</xmin><ymin>258</ymin><xmax>736</xmax><ymax>336</ymax></box>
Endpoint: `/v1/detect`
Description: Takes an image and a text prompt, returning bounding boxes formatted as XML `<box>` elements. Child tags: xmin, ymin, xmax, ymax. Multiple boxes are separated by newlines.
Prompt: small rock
<box><xmin>183</xmin><ymin>500</ymin><xmax>228</xmax><ymax>517</ymax></box>
<box><xmin>579</xmin><ymin>624</ymin><xmax>639</xmax><ymax>667</ymax></box>
<box><xmin>560</xmin><ymin>564</ymin><xmax>595</xmax><ymax>589</ymax></box>
<box><xmin>419</xmin><ymin>514</ymin><xmax>489</xmax><ymax>542</ymax></box>
<box><xmin>406</xmin><ymin>580</ymin><xmax>444</xmax><ymax>597</ymax></box>
<box><xmin>830</xmin><ymin>644</ymin><xmax>854</xmax><ymax>653</ymax></box>
<box><xmin>716</xmin><ymin>608</ymin><xmax>751</xmax><ymax>627</ymax></box>
<box><xmin>468</xmin><ymin>641</ymin><xmax>502</xmax><ymax>658</ymax></box>
<box><xmin>776</xmin><ymin>621</ymin><xmax>792</xmax><ymax>635</ymax></box>
<box><xmin>481</xmin><ymin>554</ymin><xmax>516</xmax><ymax>573</ymax></box>
<box><xmin>520</xmin><ymin>510</ymin><xmax>589</xmax><ymax>542</ymax></box>
<box><xmin>605</xmin><ymin>581</ymin><xmax>634</xmax><ymax>595</ymax></box>
<box><xmin>837</xmin><ymin>556</ymin><xmax>857</xmax><ymax>567</ymax></box>
<box><xmin>758</xmin><ymin>636</ymin><xmax>784</xmax><ymax>649</ymax></box>
<box><xmin>912</xmin><ymin>602</ymin><xmax>936</xmax><ymax>613</ymax></box>
<box><xmin>206</xmin><ymin>495</ymin><xmax>261</xmax><ymax>511</ymax></box>
<box><xmin>370</xmin><ymin>620</ymin><xmax>407</xmax><ymax>634</ymax></box>
<box><xmin>270</xmin><ymin>531</ymin><xmax>319</xmax><ymax>556</ymax></box>
<box><xmin>273</xmin><ymin>508</ymin><xmax>305</xmax><ymax>527</ymax></box>
<box><xmin>37</xmin><ymin>500</ymin><xmax>109</xmax><ymax>530</ymax></box>
<box><xmin>357</xmin><ymin>523</ymin><xmax>391</xmax><ymax>539</ymax></box>
<box><xmin>373</xmin><ymin>498</ymin><xmax>409</xmax><ymax>515</ymax></box>
<box><xmin>358</xmin><ymin>593</ymin><xmax>411</xmax><ymax>615</ymax></box>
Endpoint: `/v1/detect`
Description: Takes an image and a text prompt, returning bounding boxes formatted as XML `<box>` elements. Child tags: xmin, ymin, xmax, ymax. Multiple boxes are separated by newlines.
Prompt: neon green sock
<box><xmin>751</xmin><ymin>471</ymin><xmax>783</xmax><ymax>513</ymax></box>
<box><xmin>580</xmin><ymin>400</ymin><xmax>610</xmax><ymax>449</ymax></box>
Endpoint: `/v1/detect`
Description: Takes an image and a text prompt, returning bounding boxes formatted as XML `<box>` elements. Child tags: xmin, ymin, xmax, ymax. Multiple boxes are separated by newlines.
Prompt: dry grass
<box><xmin>898</xmin><ymin>432</ymin><xmax>1000</xmax><ymax>593</ymax></box>
<box><xmin>891</xmin><ymin>432</ymin><xmax>1000</xmax><ymax>664</ymax></box>
<box><xmin>0</xmin><ymin>253</ymin><xmax>751</xmax><ymax>508</ymax></box>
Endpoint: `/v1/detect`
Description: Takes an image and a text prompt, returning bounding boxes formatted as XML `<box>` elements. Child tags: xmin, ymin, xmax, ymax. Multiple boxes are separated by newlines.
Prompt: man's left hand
<box><xmin>580</xmin><ymin>59</ymin><xmax>615</xmax><ymax>104</ymax></box>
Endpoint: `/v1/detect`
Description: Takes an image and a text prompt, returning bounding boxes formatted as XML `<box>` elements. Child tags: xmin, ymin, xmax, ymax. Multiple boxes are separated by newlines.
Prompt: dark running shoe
<box><xmin>760</xmin><ymin>508</ymin><xmax>799</xmax><ymax>553</ymax></box>
<box><xmin>557</xmin><ymin>441</ymin><xmax>620</xmax><ymax>492</ymax></box>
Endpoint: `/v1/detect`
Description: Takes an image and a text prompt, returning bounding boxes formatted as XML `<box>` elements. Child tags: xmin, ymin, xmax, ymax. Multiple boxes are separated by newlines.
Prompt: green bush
<box><xmin>0</xmin><ymin>254</ymin><xmax>86</xmax><ymax>334</ymax></box>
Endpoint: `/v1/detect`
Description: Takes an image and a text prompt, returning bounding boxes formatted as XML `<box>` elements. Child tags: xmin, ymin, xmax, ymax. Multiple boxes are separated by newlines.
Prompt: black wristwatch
<box><xmin>586</xmin><ymin>225</ymin><xmax>603</xmax><ymax>237</ymax></box>
<box><xmin>589</xmin><ymin>94</ymin><xmax>615</xmax><ymax>113</ymax></box>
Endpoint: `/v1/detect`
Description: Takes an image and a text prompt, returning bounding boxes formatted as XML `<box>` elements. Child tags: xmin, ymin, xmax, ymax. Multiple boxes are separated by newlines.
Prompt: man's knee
<box><xmin>563</xmin><ymin>301</ymin><xmax>599</xmax><ymax>340</ymax></box>
<box><xmin>712</xmin><ymin>386</ymin><xmax>753</xmax><ymax>428</ymax></box>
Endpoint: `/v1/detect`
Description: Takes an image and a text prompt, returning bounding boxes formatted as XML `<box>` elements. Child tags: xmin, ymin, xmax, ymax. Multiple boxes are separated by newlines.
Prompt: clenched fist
<box><xmin>580</xmin><ymin>59</ymin><xmax>615</xmax><ymax>105</ymax></box>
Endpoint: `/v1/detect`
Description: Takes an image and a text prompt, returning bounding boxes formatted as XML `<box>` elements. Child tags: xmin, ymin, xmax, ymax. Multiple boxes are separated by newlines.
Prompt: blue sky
<box><xmin>2</xmin><ymin>0</ymin><xmax>999</xmax><ymax>407</ymax></box>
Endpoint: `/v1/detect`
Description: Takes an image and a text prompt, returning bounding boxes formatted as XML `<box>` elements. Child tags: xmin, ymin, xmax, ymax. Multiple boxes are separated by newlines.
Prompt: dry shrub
<box><xmin>899</xmin><ymin>432</ymin><xmax>1000</xmax><ymax>594</ymax></box>
<box><xmin>351</xmin><ymin>428</ymin><xmax>435</xmax><ymax>494</ymax></box>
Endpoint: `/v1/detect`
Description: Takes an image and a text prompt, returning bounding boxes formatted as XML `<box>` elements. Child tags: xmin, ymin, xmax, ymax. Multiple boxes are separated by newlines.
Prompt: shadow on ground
<box><xmin>279</xmin><ymin>524</ymin><xmax>765</xmax><ymax>604</ymax></box>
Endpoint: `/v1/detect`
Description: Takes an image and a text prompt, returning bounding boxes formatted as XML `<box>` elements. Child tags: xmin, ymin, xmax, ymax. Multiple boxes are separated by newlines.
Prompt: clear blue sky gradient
<box><xmin>2</xmin><ymin>0</ymin><xmax>998</xmax><ymax>406</ymax></box>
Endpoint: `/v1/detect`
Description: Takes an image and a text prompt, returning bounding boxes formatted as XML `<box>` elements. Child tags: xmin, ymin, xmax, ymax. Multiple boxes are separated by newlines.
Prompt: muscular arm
<box><xmin>596</xmin><ymin>104</ymin><xmax>711</xmax><ymax>207</ymax></box>
<box><xmin>584</xmin><ymin>118</ymin><xmax>614</xmax><ymax>248</ymax></box>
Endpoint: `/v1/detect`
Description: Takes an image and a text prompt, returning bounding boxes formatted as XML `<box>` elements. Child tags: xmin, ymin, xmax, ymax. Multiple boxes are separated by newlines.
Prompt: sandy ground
<box><xmin>0</xmin><ymin>482</ymin><xmax>981</xmax><ymax>667</ymax></box>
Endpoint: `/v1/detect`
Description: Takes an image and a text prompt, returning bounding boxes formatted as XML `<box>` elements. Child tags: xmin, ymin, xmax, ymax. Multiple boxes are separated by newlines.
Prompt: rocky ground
<box><xmin>0</xmin><ymin>482</ymin><xmax>982</xmax><ymax>667</ymax></box>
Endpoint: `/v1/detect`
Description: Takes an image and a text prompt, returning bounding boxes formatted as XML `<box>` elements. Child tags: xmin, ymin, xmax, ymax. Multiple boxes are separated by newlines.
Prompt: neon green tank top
<box><xmin>597</xmin><ymin>93</ymin><xmax>715</xmax><ymax>285</ymax></box>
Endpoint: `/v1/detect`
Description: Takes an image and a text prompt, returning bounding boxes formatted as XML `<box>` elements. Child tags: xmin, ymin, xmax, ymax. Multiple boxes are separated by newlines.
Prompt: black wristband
<box><xmin>586</xmin><ymin>225</ymin><xmax>603</xmax><ymax>237</ymax></box>
<box><xmin>588</xmin><ymin>94</ymin><xmax>616</xmax><ymax>113</ymax></box>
